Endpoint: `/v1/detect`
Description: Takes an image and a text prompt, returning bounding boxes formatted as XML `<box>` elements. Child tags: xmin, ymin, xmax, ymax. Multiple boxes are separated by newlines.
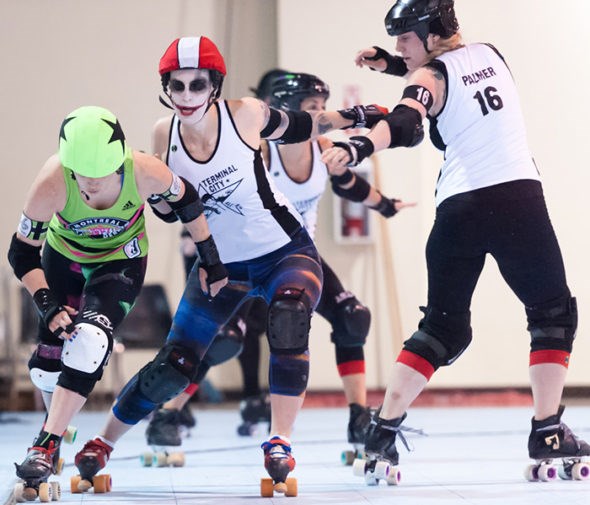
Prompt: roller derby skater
<box><xmin>8</xmin><ymin>104</ymin><xmax>225</xmax><ymax>498</ymax></box>
<box><xmin>71</xmin><ymin>438</ymin><xmax>113</xmax><ymax>494</ymax></box>
<box><xmin>14</xmin><ymin>440</ymin><xmax>62</xmax><ymax>502</ymax></box>
<box><xmin>525</xmin><ymin>405</ymin><xmax>590</xmax><ymax>481</ymax></box>
<box><xmin>324</xmin><ymin>0</ymin><xmax>589</xmax><ymax>486</ymax></box>
<box><xmin>260</xmin><ymin>436</ymin><xmax>297</xmax><ymax>497</ymax></box>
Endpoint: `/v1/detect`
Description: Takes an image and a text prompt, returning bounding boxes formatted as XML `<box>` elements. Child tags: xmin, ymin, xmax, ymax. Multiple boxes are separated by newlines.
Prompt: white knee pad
<box><xmin>62</xmin><ymin>323</ymin><xmax>110</xmax><ymax>374</ymax></box>
<box><xmin>29</xmin><ymin>368</ymin><xmax>61</xmax><ymax>393</ymax></box>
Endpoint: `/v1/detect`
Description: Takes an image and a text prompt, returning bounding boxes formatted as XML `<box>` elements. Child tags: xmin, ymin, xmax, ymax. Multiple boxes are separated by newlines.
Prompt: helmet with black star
<box><xmin>59</xmin><ymin>106</ymin><xmax>128</xmax><ymax>178</ymax></box>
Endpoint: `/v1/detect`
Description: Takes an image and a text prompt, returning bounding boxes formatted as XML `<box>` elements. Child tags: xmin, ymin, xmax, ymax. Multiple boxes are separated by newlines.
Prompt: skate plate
<box><xmin>353</xmin><ymin>457</ymin><xmax>401</xmax><ymax>486</ymax></box>
<box><xmin>260</xmin><ymin>477</ymin><xmax>297</xmax><ymax>497</ymax></box>
<box><xmin>70</xmin><ymin>473</ymin><xmax>112</xmax><ymax>494</ymax></box>
<box><xmin>140</xmin><ymin>448</ymin><xmax>185</xmax><ymax>467</ymax></box>
<box><xmin>14</xmin><ymin>481</ymin><xmax>60</xmax><ymax>503</ymax></box>
<box><xmin>525</xmin><ymin>458</ymin><xmax>590</xmax><ymax>482</ymax></box>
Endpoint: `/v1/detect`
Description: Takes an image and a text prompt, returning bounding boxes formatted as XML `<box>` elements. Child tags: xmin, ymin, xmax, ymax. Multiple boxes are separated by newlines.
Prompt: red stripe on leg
<box><xmin>396</xmin><ymin>350</ymin><xmax>435</xmax><ymax>380</ymax></box>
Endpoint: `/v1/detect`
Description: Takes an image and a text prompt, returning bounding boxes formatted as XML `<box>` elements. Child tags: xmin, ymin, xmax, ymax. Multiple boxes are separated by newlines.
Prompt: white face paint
<box><xmin>169</xmin><ymin>68</ymin><xmax>214</xmax><ymax>126</ymax></box>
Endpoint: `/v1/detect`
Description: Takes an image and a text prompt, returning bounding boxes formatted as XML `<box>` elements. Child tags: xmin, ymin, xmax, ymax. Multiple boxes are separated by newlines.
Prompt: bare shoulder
<box><xmin>228</xmin><ymin>96</ymin><xmax>264</xmax><ymax>121</ymax></box>
<box><xmin>133</xmin><ymin>150</ymin><xmax>172</xmax><ymax>199</ymax></box>
<box><xmin>24</xmin><ymin>154</ymin><xmax>66</xmax><ymax>218</ymax></box>
<box><xmin>152</xmin><ymin>114</ymin><xmax>174</xmax><ymax>158</ymax></box>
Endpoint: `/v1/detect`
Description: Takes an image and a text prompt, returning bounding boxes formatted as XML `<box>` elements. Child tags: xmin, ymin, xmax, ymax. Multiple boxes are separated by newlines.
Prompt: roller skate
<box><xmin>260</xmin><ymin>435</ymin><xmax>297</xmax><ymax>497</ymax></box>
<box><xmin>14</xmin><ymin>441</ymin><xmax>62</xmax><ymax>502</ymax></box>
<box><xmin>525</xmin><ymin>405</ymin><xmax>590</xmax><ymax>482</ymax></box>
<box><xmin>178</xmin><ymin>402</ymin><xmax>196</xmax><ymax>435</ymax></box>
<box><xmin>237</xmin><ymin>393</ymin><xmax>271</xmax><ymax>436</ymax></box>
<box><xmin>141</xmin><ymin>408</ymin><xmax>185</xmax><ymax>467</ymax></box>
<box><xmin>71</xmin><ymin>438</ymin><xmax>112</xmax><ymax>494</ymax></box>
<box><xmin>341</xmin><ymin>403</ymin><xmax>373</xmax><ymax>465</ymax></box>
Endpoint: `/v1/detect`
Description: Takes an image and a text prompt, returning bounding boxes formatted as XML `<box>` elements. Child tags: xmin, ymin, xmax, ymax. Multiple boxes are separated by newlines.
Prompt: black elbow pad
<box><xmin>383</xmin><ymin>105</ymin><xmax>424</xmax><ymax>148</ymax></box>
<box><xmin>277</xmin><ymin>110</ymin><xmax>313</xmax><ymax>144</ymax></box>
<box><xmin>7</xmin><ymin>233</ymin><xmax>42</xmax><ymax>280</ymax></box>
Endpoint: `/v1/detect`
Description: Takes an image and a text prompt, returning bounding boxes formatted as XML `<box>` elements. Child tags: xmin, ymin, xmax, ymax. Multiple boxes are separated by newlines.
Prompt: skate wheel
<box><xmin>38</xmin><ymin>482</ymin><xmax>52</xmax><ymax>502</ymax></box>
<box><xmin>140</xmin><ymin>452</ymin><xmax>155</xmax><ymax>467</ymax></box>
<box><xmin>537</xmin><ymin>464</ymin><xmax>558</xmax><ymax>482</ymax></box>
<box><xmin>341</xmin><ymin>450</ymin><xmax>356</xmax><ymax>466</ymax></box>
<box><xmin>285</xmin><ymin>477</ymin><xmax>298</xmax><ymax>497</ymax></box>
<box><xmin>274</xmin><ymin>482</ymin><xmax>287</xmax><ymax>494</ymax></box>
<box><xmin>260</xmin><ymin>477</ymin><xmax>274</xmax><ymax>497</ymax></box>
<box><xmin>50</xmin><ymin>481</ymin><xmax>61</xmax><ymax>501</ymax></box>
<box><xmin>352</xmin><ymin>457</ymin><xmax>367</xmax><ymax>477</ymax></box>
<box><xmin>63</xmin><ymin>425</ymin><xmax>77</xmax><ymax>444</ymax></box>
<box><xmin>386</xmin><ymin>466</ymin><xmax>401</xmax><ymax>486</ymax></box>
<box><xmin>93</xmin><ymin>474</ymin><xmax>111</xmax><ymax>493</ymax></box>
<box><xmin>167</xmin><ymin>452</ymin><xmax>185</xmax><ymax>467</ymax></box>
<box><xmin>374</xmin><ymin>460</ymin><xmax>390</xmax><ymax>480</ymax></box>
<box><xmin>558</xmin><ymin>465</ymin><xmax>571</xmax><ymax>480</ymax></box>
<box><xmin>364</xmin><ymin>473</ymin><xmax>379</xmax><ymax>486</ymax></box>
<box><xmin>23</xmin><ymin>486</ymin><xmax>37</xmax><ymax>501</ymax></box>
<box><xmin>572</xmin><ymin>462</ymin><xmax>590</xmax><ymax>480</ymax></box>
<box><xmin>70</xmin><ymin>475</ymin><xmax>82</xmax><ymax>494</ymax></box>
<box><xmin>155</xmin><ymin>452</ymin><xmax>168</xmax><ymax>467</ymax></box>
<box><xmin>13</xmin><ymin>482</ymin><xmax>25</xmax><ymax>503</ymax></box>
<box><xmin>54</xmin><ymin>457</ymin><xmax>64</xmax><ymax>476</ymax></box>
<box><xmin>524</xmin><ymin>464</ymin><xmax>539</xmax><ymax>482</ymax></box>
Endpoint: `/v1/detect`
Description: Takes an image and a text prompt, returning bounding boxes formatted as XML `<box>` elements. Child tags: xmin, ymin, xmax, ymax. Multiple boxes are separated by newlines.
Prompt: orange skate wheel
<box><xmin>22</xmin><ymin>485</ymin><xmax>38</xmax><ymax>501</ymax></box>
<box><xmin>260</xmin><ymin>478</ymin><xmax>274</xmax><ymax>497</ymax></box>
<box><xmin>167</xmin><ymin>452</ymin><xmax>185</xmax><ymax>467</ymax></box>
<box><xmin>54</xmin><ymin>457</ymin><xmax>64</xmax><ymax>475</ymax></box>
<box><xmin>93</xmin><ymin>474</ymin><xmax>111</xmax><ymax>493</ymax></box>
<box><xmin>37</xmin><ymin>482</ymin><xmax>52</xmax><ymax>502</ymax></box>
<box><xmin>285</xmin><ymin>477</ymin><xmax>298</xmax><ymax>497</ymax></box>
<box><xmin>70</xmin><ymin>475</ymin><xmax>82</xmax><ymax>494</ymax></box>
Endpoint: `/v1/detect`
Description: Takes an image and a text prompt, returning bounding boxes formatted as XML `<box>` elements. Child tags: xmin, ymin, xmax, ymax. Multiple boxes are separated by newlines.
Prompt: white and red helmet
<box><xmin>159</xmin><ymin>36</ymin><xmax>226</xmax><ymax>76</ymax></box>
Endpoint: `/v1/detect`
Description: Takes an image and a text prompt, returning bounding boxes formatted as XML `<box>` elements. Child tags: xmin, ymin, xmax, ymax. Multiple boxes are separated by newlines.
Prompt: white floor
<box><xmin>2</xmin><ymin>405</ymin><xmax>589</xmax><ymax>505</ymax></box>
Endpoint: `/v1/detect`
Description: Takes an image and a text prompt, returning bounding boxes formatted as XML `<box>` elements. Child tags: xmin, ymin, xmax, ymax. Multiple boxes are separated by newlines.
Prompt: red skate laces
<box><xmin>75</xmin><ymin>438</ymin><xmax>112</xmax><ymax>466</ymax></box>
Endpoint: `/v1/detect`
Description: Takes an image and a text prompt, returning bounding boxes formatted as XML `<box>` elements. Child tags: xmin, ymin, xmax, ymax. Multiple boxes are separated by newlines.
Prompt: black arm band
<box><xmin>260</xmin><ymin>107</ymin><xmax>282</xmax><ymax>138</ymax></box>
<box><xmin>402</xmin><ymin>85</ymin><xmax>434</xmax><ymax>111</ymax></box>
<box><xmin>276</xmin><ymin>110</ymin><xmax>313</xmax><ymax>144</ymax></box>
<box><xmin>150</xmin><ymin>205</ymin><xmax>179</xmax><ymax>223</ymax></box>
<box><xmin>196</xmin><ymin>235</ymin><xmax>221</xmax><ymax>266</ymax></box>
<box><xmin>7</xmin><ymin>233</ymin><xmax>42</xmax><ymax>280</ymax></box>
<box><xmin>383</xmin><ymin>105</ymin><xmax>424</xmax><ymax>148</ymax></box>
<box><xmin>369</xmin><ymin>46</ymin><xmax>408</xmax><ymax>76</ymax></box>
<box><xmin>167</xmin><ymin>177</ymin><xmax>205</xmax><ymax>223</ymax></box>
<box><xmin>331</xmin><ymin>172</ymin><xmax>371</xmax><ymax>202</ymax></box>
<box><xmin>33</xmin><ymin>288</ymin><xmax>64</xmax><ymax>327</ymax></box>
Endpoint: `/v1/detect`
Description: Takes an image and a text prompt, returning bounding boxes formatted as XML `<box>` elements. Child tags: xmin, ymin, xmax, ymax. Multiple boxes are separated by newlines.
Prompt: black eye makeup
<box><xmin>170</xmin><ymin>79</ymin><xmax>208</xmax><ymax>93</ymax></box>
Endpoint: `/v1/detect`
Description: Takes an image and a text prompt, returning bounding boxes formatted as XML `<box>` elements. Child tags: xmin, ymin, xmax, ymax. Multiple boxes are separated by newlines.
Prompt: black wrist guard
<box><xmin>370</xmin><ymin>193</ymin><xmax>399</xmax><ymax>218</ymax></box>
<box><xmin>330</xmin><ymin>169</ymin><xmax>354</xmax><ymax>186</ymax></box>
<box><xmin>367</xmin><ymin>46</ymin><xmax>408</xmax><ymax>77</ymax></box>
<box><xmin>331</xmin><ymin>172</ymin><xmax>371</xmax><ymax>203</ymax></box>
<box><xmin>33</xmin><ymin>288</ymin><xmax>64</xmax><ymax>327</ymax></box>
<box><xmin>333</xmin><ymin>136</ymin><xmax>375</xmax><ymax>167</ymax></box>
<box><xmin>196</xmin><ymin>236</ymin><xmax>228</xmax><ymax>286</ymax></box>
<box><xmin>338</xmin><ymin>105</ymin><xmax>387</xmax><ymax>130</ymax></box>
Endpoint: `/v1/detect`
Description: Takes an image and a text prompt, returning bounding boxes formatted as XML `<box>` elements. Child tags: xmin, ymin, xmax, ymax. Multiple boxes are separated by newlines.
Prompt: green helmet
<box><xmin>58</xmin><ymin>106</ymin><xmax>128</xmax><ymax>178</ymax></box>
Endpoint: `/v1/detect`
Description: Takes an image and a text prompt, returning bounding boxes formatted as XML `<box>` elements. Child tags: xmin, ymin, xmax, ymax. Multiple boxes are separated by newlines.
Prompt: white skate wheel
<box><xmin>386</xmin><ymin>466</ymin><xmax>402</xmax><ymax>486</ymax></box>
<box><xmin>63</xmin><ymin>425</ymin><xmax>77</xmax><ymax>444</ymax></box>
<box><xmin>572</xmin><ymin>462</ymin><xmax>590</xmax><ymax>480</ymax></box>
<box><xmin>364</xmin><ymin>473</ymin><xmax>378</xmax><ymax>486</ymax></box>
<box><xmin>352</xmin><ymin>457</ymin><xmax>366</xmax><ymax>477</ymax></box>
<box><xmin>50</xmin><ymin>481</ymin><xmax>61</xmax><ymax>501</ymax></box>
<box><xmin>537</xmin><ymin>464</ymin><xmax>558</xmax><ymax>482</ymax></box>
<box><xmin>374</xmin><ymin>461</ymin><xmax>390</xmax><ymax>480</ymax></box>
<box><xmin>13</xmin><ymin>482</ymin><xmax>25</xmax><ymax>503</ymax></box>
<box><xmin>524</xmin><ymin>464</ymin><xmax>539</xmax><ymax>481</ymax></box>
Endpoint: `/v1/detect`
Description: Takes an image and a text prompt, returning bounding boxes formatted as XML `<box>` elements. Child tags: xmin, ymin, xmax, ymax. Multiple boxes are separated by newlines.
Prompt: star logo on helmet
<box><xmin>101</xmin><ymin>118</ymin><xmax>126</xmax><ymax>153</ymax></box>
<box><xmin>59</xmin><ymin>116</ymin><xmax>75</xmax><ymax>142</ymax></box>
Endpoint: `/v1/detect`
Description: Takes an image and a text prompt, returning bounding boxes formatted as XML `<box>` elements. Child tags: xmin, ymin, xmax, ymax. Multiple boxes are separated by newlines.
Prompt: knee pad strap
<box><xmin>527</xmin><ymin>296</ymin><xmax>577</xmax><ymax>353</ymax></box>
<box><xmin>269</xmin><ymin>351</ymin><xmax>309</xmax><ymax>396</ymax></box>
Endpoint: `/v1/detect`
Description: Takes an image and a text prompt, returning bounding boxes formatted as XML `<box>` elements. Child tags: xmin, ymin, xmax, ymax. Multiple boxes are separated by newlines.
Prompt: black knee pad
<box><xmin>330</xmin><ymin>294</ymin><xmax>371</xmax><ymax>347</ymax></box>
<box><xmin>203</xmin><ymin>317</ymin><xmax>246</xmax><ymax>367</ymax></box>
<box><xmin>526</xmin><ymin>295</ymin><xmax>577</xmax><ymax>353</ymax></box>
<box><xmin>403</xmin><ymin>305</ymin><xmax>472</xmax><ymax>369</ymax></box>
<box><xmin>267</xmin><ymin>288</ymin><xmax>311</xmax><ymax>354</ymax></box>
<box><xmin>138</xmin><ymin>343</ymin><xmax>200</xmax><ymax>404</ymax></box>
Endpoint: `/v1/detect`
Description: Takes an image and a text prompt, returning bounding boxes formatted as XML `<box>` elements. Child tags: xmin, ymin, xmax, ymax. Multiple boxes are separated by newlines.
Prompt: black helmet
<box><xmin>250</xmin><ymin>68</ymin><xmax>290</xmax><ymax>101</ymax></box>
<box><xmin>385</xmin><ymin>0</ymin><xmax>459</xmax><ymax>43</ymax></box>
<box><xmin>268</xmin><ymin>73</ymin><xmax>330</xmax><ymax>111</ymax></box>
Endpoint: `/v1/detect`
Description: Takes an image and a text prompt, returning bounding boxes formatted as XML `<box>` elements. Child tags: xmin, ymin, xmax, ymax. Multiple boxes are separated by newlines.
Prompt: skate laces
<box><xmin>81</xmin><ymin>438</ymin><xmax>112</xmax><ymax>459</ymax></box>
<box><xmin>262</xmin><ymin>436</ymin><xmax>292</xmax><ymax>459</ymax></box>
<box><xmin>24</xmin><ymin>444</ymin><xmax>55</xmax><ymax>471</ymax></box>
<box><xmin>374</xmin><ymin>420</ymin><xmax>426</xmax><ymax>452</ymax></box>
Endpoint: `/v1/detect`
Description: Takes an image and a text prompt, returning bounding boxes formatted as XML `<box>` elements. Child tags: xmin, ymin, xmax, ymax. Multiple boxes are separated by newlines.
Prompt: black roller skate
<box><xmin>525</xmin><ymin>405</ymin><xmax>590</xmax><ymax>482</ymax></box>
<box><xmin>260</xmin><ymin>436</ymin><xmax>297</xmax><ymax>497</ymax></box>
<box><xmin>178</xmin><ymin>403</ymin><xmax>197</xmax><ymax>432</ymax></box>
<box><xmin>71</xmin><ymin>438</ymin><xmax>113</xmax><ymax>494</ymax></box>
<box><xmin>354</xmin><ymin>412</ymin><xmax>424</xmax><ymax>486</ymax></box>
<box><xmin>14</xmin><ymin>441</ymin><xmax>62</xmax><ymax>502</ymax></box>
<box><xmin>237</xmin><ymin>393</ymin><xmax>271</xmax><ymax>436</ymax></box>
<box><xmin>142</xmin><ymin>408</ymin><xmax>185</xmax><ymax>467</ymax></box>
<box><xmin>342</xmin><ymin>403</ymin><xmax>373</xmax><ymax>465</ymax></box>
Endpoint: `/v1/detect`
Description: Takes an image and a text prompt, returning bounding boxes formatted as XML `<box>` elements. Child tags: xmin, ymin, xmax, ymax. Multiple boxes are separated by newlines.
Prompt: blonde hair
<box><xmin>427</xmin><ymin>32</ymin><xmax>464</xmax><ymax>60</ymax></box>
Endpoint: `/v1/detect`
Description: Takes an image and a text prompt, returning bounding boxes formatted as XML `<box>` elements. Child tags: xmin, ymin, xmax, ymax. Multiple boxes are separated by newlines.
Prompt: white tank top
<box><xmin>166</xmin><ymin>101</ymin><xmax>303</xmax><ymax>263</ymax></box>
<box><xmin>429</xmin><ymin>43</ymin><xmax>540</xmax><ymax>206</ymax></box>
<box><xmin>267</xmin><ymin>140</ymin><xmax>328</xmax><ymax>240</ymax></box>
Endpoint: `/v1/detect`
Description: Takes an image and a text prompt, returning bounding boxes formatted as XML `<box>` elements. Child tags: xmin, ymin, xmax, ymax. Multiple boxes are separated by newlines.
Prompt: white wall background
<box><xmin>1</xmin><ymin>1</ymin><xmax>589</xmax><ymax>392</ymax></box>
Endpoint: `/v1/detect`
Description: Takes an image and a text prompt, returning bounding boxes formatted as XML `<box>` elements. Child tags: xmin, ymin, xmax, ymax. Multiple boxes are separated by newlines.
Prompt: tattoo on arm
<box><xmin>432</xmin><ymin>69</ymin><xmax>444</xmax><ymax>81</ymax></box>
